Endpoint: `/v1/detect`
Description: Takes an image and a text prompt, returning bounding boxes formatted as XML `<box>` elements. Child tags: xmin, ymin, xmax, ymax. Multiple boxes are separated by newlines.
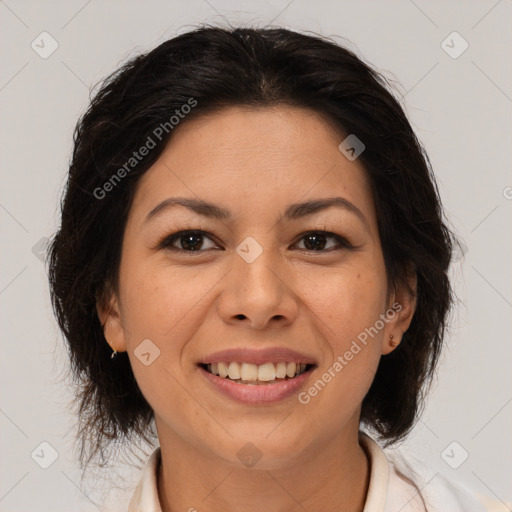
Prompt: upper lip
<box><xmin>199</xmin><ymin>347</ymin><xmax>317</xmax><ymax>366</ymax></box>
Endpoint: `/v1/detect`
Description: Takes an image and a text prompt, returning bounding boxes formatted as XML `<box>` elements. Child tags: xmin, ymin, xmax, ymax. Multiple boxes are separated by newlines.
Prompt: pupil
<box><xmin>182</xmin><ymin>233</ymin><xmax>202</xmax><ymax>251</ymax></box>
<box><xmin>304</xmin><ymin>233</ymin><xmax>326</xmax><ymax>251</ymax></box>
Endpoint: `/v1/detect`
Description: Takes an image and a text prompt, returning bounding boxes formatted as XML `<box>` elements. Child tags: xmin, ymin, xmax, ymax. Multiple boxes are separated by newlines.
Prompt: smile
<box><xmin>200</xmin><ymin>361</ymin><xmax>314</xmax><ymax>384</ymax></box>
<box><xmin>196</xmin><ymin>347</ymin><xmax>318</xmax><ymax>404</ymax></box>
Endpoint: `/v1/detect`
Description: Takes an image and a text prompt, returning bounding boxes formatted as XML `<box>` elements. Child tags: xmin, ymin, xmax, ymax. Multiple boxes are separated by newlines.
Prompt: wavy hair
<box><xmin>48</xmin><ymin>25</ymin><xmax>454</xmax><ymax>474</ymax></box>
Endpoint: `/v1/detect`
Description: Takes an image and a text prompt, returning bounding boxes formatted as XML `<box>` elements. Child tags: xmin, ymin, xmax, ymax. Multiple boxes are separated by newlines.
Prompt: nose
<box><xmin>218</xmin><ymin>242</ymin><xmax>299</xmax><ymax>331</ymax></box>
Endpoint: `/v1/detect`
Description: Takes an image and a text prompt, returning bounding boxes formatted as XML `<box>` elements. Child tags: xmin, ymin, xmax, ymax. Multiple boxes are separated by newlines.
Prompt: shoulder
<box><xmin>360</xmin><ymin>433</ymin><xmax>510</xmax><ymax>512</ymax></box>
<box><xmin>384</xmin><ymin>443</ymin><xmax>509</xmax><ymax>512</ymax></box>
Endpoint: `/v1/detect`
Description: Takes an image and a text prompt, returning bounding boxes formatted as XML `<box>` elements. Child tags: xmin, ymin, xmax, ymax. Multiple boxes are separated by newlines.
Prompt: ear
<box><xmin>96</xmin><ymin>285</ymin><xmax>128</xmax><ymax>354</ymax></box>
<box><xmin>381</xmin><ymin>267</ymin><xmax>417</xmax><ymax>356</ymax></box>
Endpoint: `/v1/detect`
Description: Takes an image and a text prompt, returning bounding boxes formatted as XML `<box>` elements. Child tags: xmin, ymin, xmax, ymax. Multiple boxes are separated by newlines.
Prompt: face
<box><xmin>99</xmin><ymin>105</ymin><xmax>415</xmax><ymax>468</ymax></box>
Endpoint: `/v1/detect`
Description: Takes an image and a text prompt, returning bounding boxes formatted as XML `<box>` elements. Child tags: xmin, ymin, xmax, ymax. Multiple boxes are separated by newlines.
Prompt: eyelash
<box><xmin>156</xmin><ymin>229</ymin><xmax>354</xmax><ymax>254</ymax></box>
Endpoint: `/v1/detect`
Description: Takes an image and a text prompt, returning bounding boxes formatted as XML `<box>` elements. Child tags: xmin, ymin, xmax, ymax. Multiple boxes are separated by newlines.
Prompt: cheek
<box><xmin>117</xmin><ymin>261</ymin><xmax>203</xmax><ymax>418</ymax></box>
<box><xmin>295</xmin><ymin>258</ymin><xmax>387</xmax><ymax>408</ymax></box>
<box><xmin>301</xmin><ymin>259</ymin><xmax>388</xmax><ymax>346</ymax></box>
<box><xmin>119</xmin><ymin>259</ymin><xmax>208</xmax><ymax>342</ymax></box>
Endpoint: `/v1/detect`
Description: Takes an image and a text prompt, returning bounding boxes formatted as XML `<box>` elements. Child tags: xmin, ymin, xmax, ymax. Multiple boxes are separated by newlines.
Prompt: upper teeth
<box><xmin>206</xmin><ymin>362</ymin><xmax>308</xmax><ymax>381</ymax></box>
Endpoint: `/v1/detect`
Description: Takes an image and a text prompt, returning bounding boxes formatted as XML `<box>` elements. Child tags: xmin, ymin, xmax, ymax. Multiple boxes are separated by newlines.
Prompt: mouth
<box><xmin>197</xmin><ymin>359</ymin><xmax>317</xmax><ymax>404</ymax></box>
<box><xmin>198</xmin><ymin>361</ymin><xmax>316</xmax><ymax>385</ymax></box>
<box><xmin>196</xmin><ymin>347</ymin><xmax>318</xmax><ymax>404</ymax></box>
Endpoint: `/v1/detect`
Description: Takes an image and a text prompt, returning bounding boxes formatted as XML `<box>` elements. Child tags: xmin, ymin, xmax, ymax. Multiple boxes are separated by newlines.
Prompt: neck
<box><xmin>156</xmin><ymin>424</ymin><xmax>370</xmax><ymax>512</ymax></box>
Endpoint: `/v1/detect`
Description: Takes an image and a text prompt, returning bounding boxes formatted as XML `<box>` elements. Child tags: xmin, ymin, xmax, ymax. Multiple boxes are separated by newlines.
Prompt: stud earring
<box><xmin>389</xmin><ymin>334</ymin><xmax>399</xmax><ymax>348</ymax></box>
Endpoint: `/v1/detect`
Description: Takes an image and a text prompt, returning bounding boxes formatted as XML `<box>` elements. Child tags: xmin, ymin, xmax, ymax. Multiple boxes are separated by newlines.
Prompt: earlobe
<box><xmin>96</xmin><ymin>290</ymin><xmax>128</xmax><ymax>354</ymax></box>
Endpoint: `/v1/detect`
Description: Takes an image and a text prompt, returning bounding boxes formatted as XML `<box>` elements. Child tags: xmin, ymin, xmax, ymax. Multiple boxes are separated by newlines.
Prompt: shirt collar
<box><xmin>128</xmin><ymin>431</ymin><xmax>390</xmax><ymax>512</ymax></box>
<box><xmin>128</xmin><ymin>445</ymin><xmax>163</xmax><ymax>512</ymax></box>
<box><xmin>360</xmin><ymin>431</ymin><xmax>391</xmax><ymax>511</ymax></box>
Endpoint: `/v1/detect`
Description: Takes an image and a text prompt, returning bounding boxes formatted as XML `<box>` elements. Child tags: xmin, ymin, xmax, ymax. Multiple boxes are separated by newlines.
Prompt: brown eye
<box><xmin>157</xmin><ymin>229</ymin><xmax>352</xmax><ymax>254</ymax></box>
<box><xmin>159</xmin><ymin>230</ymin><xmax>219</xmax><ymax>252</ymax></box>
<box><xmin>294</xmin><ymin>231</ymin><xmax>352</xmax><ymax>252</ymax></box>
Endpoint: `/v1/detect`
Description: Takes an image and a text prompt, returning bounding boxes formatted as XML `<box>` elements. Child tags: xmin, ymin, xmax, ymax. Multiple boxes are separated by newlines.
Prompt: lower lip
<box><xmin>198</xmin><ymin>365</ymin><xmax>315</xmax><ymax>404</ymax></box>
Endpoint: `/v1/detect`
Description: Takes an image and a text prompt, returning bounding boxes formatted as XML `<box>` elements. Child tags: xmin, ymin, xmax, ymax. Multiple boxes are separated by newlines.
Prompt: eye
<box><xmin>157</xmin><ymin>229</ymin><xmax>353</xmax><ymax>254</ymax></box>
<box><xmin>158</xmin><ymin>230</ymin><xmax>220</xmax><ymax>253</ymax></box>
<box><xmin>293</xmin><ymin>231</ymin><xmax>353</xmax><ymax>252</ymax></box>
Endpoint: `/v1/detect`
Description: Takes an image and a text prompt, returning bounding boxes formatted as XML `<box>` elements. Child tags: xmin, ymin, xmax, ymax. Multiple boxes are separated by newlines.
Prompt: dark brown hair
<box><xmin>48</xmin><ymin>25</ymin><xmax>454</xmax><ymax>473</ymax></box>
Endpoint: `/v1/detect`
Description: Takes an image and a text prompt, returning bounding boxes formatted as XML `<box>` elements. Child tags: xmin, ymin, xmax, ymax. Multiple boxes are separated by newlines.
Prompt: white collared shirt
<box><xmin>128</xmin><ymin>432</ymin><xmax>509</xmax><ymax>511</ymax></box>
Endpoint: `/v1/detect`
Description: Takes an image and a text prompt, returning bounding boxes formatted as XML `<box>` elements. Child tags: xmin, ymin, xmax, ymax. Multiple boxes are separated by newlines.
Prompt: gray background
<box><xmin>1</xmin><ymin>1</ymin><xmax>511</xmax><ymax>510</ymax></box>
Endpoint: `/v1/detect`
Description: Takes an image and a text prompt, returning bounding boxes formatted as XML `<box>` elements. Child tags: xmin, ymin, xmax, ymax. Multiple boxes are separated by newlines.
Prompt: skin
<box><xmin>98</xmin><ymin>105</ymin><xmax>416</xmax><ymax>512</ymax></box>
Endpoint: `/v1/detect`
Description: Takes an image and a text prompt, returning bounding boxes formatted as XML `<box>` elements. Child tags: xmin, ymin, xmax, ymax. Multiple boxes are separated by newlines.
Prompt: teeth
<box><xmin>218</xmin><ymin>362</ymin><xmax>229</xmax><ymax>378</ymax></box>
<box><xmin>228</xmin><ymin>362</ymin><xmax>241</xmax><ymax>380</ymax></box>
<box><xmin>205</xmin><ymin>361</ymin><xmax>310</xmax><ymax>382</ymax></box>
<box><xmin>240</xmin><ymin>363</ymin><xmax>258</xmax><ymax>381</ymax></box>
<box><xmin>257</xmin><ymin>362</ymin><xmax>276</xmax><ymax>381</ymax></box>
<box><xmin>275</xmin><ymin>362</ymin><xmax>287</xmax><ymax>379</ymax></box>
<box><xmin>286</xmin><ymin>362</ymin><xmax>297</xmax><ymax>378</ymax></box>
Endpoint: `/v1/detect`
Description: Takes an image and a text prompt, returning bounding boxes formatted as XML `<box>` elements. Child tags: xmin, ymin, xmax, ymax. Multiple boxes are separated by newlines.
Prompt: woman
<box><xmin>47</xmin><ymin>26</ymin><xmax>505</xmax><ymax>511</ymax></box>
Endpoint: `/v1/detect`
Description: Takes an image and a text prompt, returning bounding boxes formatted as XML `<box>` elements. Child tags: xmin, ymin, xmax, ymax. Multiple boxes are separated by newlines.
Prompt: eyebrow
<box><xmin>144</xmin><ymin>196</ymin><xmax>368</xmax><ymax>227</ymax></box>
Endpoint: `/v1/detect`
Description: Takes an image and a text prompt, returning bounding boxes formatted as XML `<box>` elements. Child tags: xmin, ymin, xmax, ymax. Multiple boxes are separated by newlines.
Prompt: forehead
<box><xmin>129</xmin><ymin>105</ymin><xmax>376</xmax><ymax>228</ymax></box>
<box><xmin>164</xmin><ymin>105</ymin><xmax>347</xmax><ymax>169</ymax></box>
